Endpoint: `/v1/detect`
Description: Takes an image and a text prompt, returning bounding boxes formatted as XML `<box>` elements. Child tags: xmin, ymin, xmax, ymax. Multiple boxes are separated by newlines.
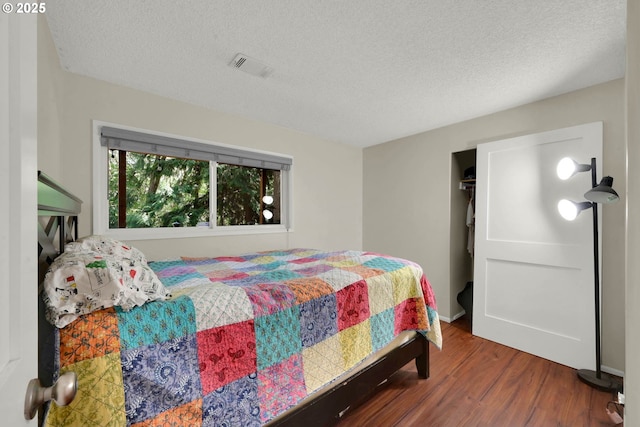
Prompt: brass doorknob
<box><xmin>24</xmin><ymin>371</ymin><xmax>77</xmax><ymax>420</ymax></box>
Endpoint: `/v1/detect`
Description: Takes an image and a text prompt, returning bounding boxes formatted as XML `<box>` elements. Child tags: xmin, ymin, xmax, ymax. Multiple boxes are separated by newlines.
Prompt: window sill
<box><xmin>95</xmin><ymin>225</ymin><xmax>291</xmax><ymax>241</ymax></box>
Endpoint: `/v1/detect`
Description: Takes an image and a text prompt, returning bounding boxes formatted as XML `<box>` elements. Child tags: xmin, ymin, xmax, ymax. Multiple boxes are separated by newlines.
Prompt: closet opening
<box><xmin>450</xmin><ymin>149</ymin><xmax>476</xmax><ymax>331</ymax></box>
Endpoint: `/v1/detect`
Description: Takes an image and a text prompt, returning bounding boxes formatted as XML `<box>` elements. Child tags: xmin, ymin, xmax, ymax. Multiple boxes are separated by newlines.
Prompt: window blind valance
<box><xmin>100</xmin><ymin>126</ymin><xmax>292</xmax><ymax>171</ymax></box>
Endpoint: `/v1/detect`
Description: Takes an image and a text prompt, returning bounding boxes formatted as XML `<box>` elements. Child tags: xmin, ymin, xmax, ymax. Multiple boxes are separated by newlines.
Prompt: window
<box><xmin>216</xmin><ymin>164</ymin><xmax>281</xmax><ymax>226</ymax></box>
<box><xmin>108</xmin><ymin>152</ymin><xmax>211</xmax><ymax>228</ymax></box>
<box><xmin>93</xmin><ymin>123</ymin><xmax>292</xmax><ymax>239</ymax></box>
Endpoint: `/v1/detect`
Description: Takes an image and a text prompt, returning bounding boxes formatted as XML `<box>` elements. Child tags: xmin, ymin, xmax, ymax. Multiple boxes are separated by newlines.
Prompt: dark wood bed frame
<box><xmin>37</xmin><ymin>170</ymin><xmax>431</xmax><ymax>426</ymax></box>
<box><xmin>37</xmin><ymin>171</ymin><xmax>81</xmax><ymax>276</ymax></box>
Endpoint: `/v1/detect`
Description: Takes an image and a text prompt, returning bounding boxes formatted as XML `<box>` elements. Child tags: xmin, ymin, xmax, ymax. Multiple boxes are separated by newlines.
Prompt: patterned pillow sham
<box><xmin>43</xmin><ymin>237</ymin><xmax>171</xmax><ymax>328</ymax></box>
<box><xmin>70</xmin><ymin>235</ymin><xmax>170</xmax><ymax>303</ymax></box>
<box><xmin>72</xmin><ymin>235</ymin><xmax>148</xmax><ymax>263</ymax></box>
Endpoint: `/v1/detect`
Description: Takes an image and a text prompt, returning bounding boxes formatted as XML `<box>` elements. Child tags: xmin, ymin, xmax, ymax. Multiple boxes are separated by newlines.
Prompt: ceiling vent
<box><xmin>229</xmin><ymin>53</ymin><xmax>274</xmax><ymax>78</ymax></box>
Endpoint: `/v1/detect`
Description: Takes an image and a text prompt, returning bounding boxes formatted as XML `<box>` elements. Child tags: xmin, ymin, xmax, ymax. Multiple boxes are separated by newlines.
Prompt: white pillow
<box><xmin>43</xmin><ymin>237</ymin><xmax>171</xmax><ymax>328</ymax></box>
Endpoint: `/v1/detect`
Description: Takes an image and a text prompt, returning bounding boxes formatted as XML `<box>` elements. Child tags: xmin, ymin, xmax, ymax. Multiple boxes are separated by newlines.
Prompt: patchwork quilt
<box><xmin>44</xmin><ymin>248</ymin><xmax>442</xmax><ymax>426</ymax></box>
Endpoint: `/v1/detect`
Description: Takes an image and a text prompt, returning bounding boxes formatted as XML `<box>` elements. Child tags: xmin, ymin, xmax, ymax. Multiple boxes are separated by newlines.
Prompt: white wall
<box><xmin>364</xmin><ymin>79</ymin><xmax>626</xmax><ymax>372</ymax></box>
<box><xmin>37</xmin><ymin>16</ymin><xmax>363</xmax><ymax>259</ymax></box>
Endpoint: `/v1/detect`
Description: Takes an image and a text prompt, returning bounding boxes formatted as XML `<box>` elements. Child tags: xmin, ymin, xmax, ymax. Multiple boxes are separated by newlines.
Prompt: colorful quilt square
<box><xmin>180</xmin><ymin>257</ymin><xmax>221</xmax><ymax>264</ymax></box>
<box><xmin>301</xmin><ymin>334</ymin><xmax>344</xmax><ymax>394</ymax></box>
<box><xmin>259</xmin><ymin>268</ymin><xmax>303</xmax><ymax>282</ymax></box>
<box><xmin>223</xmin><ymin>274</ymin><xmax>274</xmax><ymax>286</ymax></box>
<box><xmin>327</xmin><ymin>259</ymin><xmax>359</xmax><ymax>268</ymax></box>
<box><xmin>163</xmin><ymin>271</ymin><xmax>207</xmax><ymax>287</ymax></box>
<box><xmin>45</xmin><ymin>352</ymin><xmax>126</xmax><ymax>427</ymax></box>
<box><xmin>421</xmin><ymin>274</ymin><xmax>438</xmax><ymax>310</ymax></box>
<box><xmin>148</xmin><ymin>259</ymin><xmax>187</xmax><ymax>272</ymax></box>
<box><xmin>245</xmin><ymin>283</ymin><xmax>297</xmax><ymax>317</ymax></box>
<box><xmin>149</xmin><ymin>258</ymin><xmax>185</xmax><ymax>271</ymax></box>
<box><xmin>232</xmin><ymin>261</ymin><xmax>278</xmax><ymax>272</ymax></box>
<box><xmin>121</xmin><ymin>334</ymin><xmax>202</xmax><ymax>425</ymax></box>
<box><xmin>188</xmin><ymin>282</ymin><xmax>254</xmax><ymax>331</ymax></box>
<box><xmin>261</xmin><ymin>260</ymin><xmax>287</xmax><ymax>270</ymax></box>
<box><xmin>289</xmin><ymin>256</ymin><xmax>320</xmax><ymax>264</ymax></box>
<box><xmin>290</xmin><ymin>249</ymin><xmax>322</xmax><ymax>258</ymax></box>
<box><xmin>203</xmin><ymin>269</ymin><xmax>249</xmax><ymax>281</ymax></box>
<box><xmin>391</xmin><ymin>266</ymin><xmax>423</xmax><ymax>303</ymax></box>
<box><xmin>366</xmin><ymin>274</ymin><xmax>395</xmax><ymax>316</ymax></box>
<box><xmin>197</xmin><ymin>320</ymin><xmax>257</xmax><ymax>394</ymax></box>
<box><xmin>293</xmin><ymin>263</ymin><xmax>334</xmax><ymax>276</ymax></box>
<box><xmin>339</xmin><ymin>320</ymin><xmax>372</xmax><ymax>370</ymax></box>
<box><xmin>363</xmin><ymin>256</ymin><xmax>406</xmax><ymax>272</ymax></box>
<box><xmin>370</xmin><ymin>308</ymin><xmax>395</xmax><ymax>351</ymax></box>
<box><xmin>132</xmin><ymin>399</ymin><xmax>202</xmax><ymax>427</ymax></box>
<box><xmin>218</xmin><ymin>260</ymin><xmax>259</xmax><ymax>271</ymax></box>
<box><xmin>325</xmin><ymin>254</ymin><xmax>353</xmax><ymax>263</ymax></box>
<box><xmin>302</xmin><ymin>250</ymin><xmax>333</xmax><ymax>260</ymax></box>
<box><xmin>272</xmin><ymin>249</ymin><xmax>314</xmax><ymax>260</ymax></box>
<box><xmin>117</xmin><ymin>295</ymin><xmax>196</xmax><ymax>349</ymax></box>
<box><xmin>426</xmin><ymin>306</ymin><xmax>443</xmax><ymax>350</ymax></box>
<box><xmin>258</xmin><ymin>354</ymin><xmax>306</xmax><ymax>422</ymax></box>
<box><xmin>298</xmin><ymin>293</ymin><xmax>338</xmax><ymax>348</ymax></box>
<box><xmin>254</xmin><ymin>306</ymin><xmax>301</xmax><ymax>370</ymax></box>
<box><xmin>284</xmin><ymin>277</ymin><xmax>334</xmax><ymax>304</ymax></box>
<box><xmin>58</xmin><ymin>307</ymin><xmax>120</xmax><ymax>366</ymax></box>
<box><xmin>252</xmin><ymin>255</ymin><xmax>277</xmax><ymax>264</ymax></box>
<box><xmin>202</xmin><ymin>375</ymin><xmax>261</xmax><ymax>427</ymax></box>
<box><xmin>151</xmin><ymin>262</ymin><xmax>204</xmax><ymax>286</ymax></box>
<box><xmin>340</xmin><ymin>264</ymin><xmax>384</xmax><ymax>279</ymax></box>
<box><xmin>164</xmin><ymin>276</ymin><xmax>212</xmax><ymax>291</ymax></box>
<box><xmin>233</xmin><ymin>252</ymin><xmax>264</xmax><ymax>261</ymax></box>
<box><xmin>394</xmin><ymin>298</ymin><xmax>428</xmax><ymax>334</ymax></box>
<box><xmin>203</xmin><ymin>256</ymin><xmax>247</xmax><ymax>263</ymax></box>
<box><xmin>315</xmin><ymin>268</ymin><xmax>362</xmax><ymax>291</ymax></box>
<box><xmin>336</xmin><ymin>280</ymin><xmax>370</xmax><ymax>330</ymax></box>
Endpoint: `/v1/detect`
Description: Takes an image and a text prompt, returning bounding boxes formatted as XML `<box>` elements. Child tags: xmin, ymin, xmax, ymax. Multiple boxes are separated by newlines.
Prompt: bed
<box><xmin>37</xmin><ymin>171</ymin><xmax>442</xmax><ymax>426</ymax></box>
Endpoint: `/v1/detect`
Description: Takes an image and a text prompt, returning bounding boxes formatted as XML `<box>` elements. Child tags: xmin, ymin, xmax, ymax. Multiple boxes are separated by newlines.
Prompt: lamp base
<box><xmin>577</xmin><ymin>369</ymin><xmax>620</xmax><ymax>392</ymax></box>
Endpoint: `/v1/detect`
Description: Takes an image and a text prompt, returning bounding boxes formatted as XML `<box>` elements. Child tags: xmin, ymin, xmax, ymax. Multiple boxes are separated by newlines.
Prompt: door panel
<box><xmin>474</xmin><ymin>122</ymin><xmax>602</xmax><ymax>369</ymax></box>
<box><xmin>485</xmin><ymin>259</ymin><xmax>588</xmax><ymax>338</ymax></box>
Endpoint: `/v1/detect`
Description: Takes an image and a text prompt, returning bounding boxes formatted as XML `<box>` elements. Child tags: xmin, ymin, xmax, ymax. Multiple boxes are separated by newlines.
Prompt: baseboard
<box><xmin>602</xmin><ymin>365</ymin><xmax>625</xmax><ymax>378</ymax></box>
<box><xmin>440</xmin><ymin>310</ymin><xmax>466</xmax><ymax>323</ymax></box>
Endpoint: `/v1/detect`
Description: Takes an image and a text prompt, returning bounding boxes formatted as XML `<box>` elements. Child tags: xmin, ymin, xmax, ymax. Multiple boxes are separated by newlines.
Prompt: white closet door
<box><xmin>474</xmin><ymin>122</ymin><xmax>602</xmax><ymax>369</ymax></box>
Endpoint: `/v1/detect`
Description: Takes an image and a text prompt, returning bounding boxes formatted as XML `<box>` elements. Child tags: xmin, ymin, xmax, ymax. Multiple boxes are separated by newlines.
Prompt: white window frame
<box><xmin>92</xmin><ymin>120</ymin><xmax>293</xmax><ymax>240</ymax></box>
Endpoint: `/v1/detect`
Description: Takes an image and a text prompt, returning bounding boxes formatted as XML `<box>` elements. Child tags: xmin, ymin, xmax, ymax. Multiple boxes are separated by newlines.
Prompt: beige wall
<box><xmin>364</xmin><ymin>79</ymin><xmax>626</xmax><ymax>372</ymax></box>
<box><xmin>38</xmin><ymin>15</ymin><xmax>64</xmax><ymax>179</ymax></box>
<box><xmin>37</xmin><ymin>17</ymin><xmax>363</xmax><ymax>259</ymax></box>
<box><xmin>625</xmin><ymin>0</ymin><xmax>639</xmax><ymax>421</ymax></box>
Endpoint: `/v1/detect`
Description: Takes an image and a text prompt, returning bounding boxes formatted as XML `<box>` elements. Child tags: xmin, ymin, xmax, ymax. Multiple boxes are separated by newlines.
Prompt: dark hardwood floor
<box><xmin>336</xmin><ymin>318</ymin><xmax>623</xmax><ymax>427</ymax></box>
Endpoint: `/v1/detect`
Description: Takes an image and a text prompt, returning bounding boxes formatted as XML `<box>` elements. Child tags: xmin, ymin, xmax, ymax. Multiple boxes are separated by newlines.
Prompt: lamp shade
<box><xmin>557</xmin><ymin>200</ymin><xmax>593</xmax><ymax>221</ymax></box>
<box><xmin>556</xmin><ymin>157</ymin><xmax>591</xmax><ymax>180</ymax></box>
<box><xmin>584</xmin><ymin>176</ymin><xmax>619</xmax><ymax>204</ymax></box>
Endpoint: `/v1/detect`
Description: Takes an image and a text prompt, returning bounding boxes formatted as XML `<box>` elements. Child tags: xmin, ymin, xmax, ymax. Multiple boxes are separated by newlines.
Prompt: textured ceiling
<box><xmin>44</xmin><ymin>0</ymin><xmax>626</xmax><ymax>147</ymax></box>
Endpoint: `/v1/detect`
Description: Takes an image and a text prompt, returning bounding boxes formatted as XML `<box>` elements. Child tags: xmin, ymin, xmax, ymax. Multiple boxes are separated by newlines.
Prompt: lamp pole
<box><xmin>576</xmin><ymin>158</ymin><xmax>618</xmax><ymax>392</ymax></box>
